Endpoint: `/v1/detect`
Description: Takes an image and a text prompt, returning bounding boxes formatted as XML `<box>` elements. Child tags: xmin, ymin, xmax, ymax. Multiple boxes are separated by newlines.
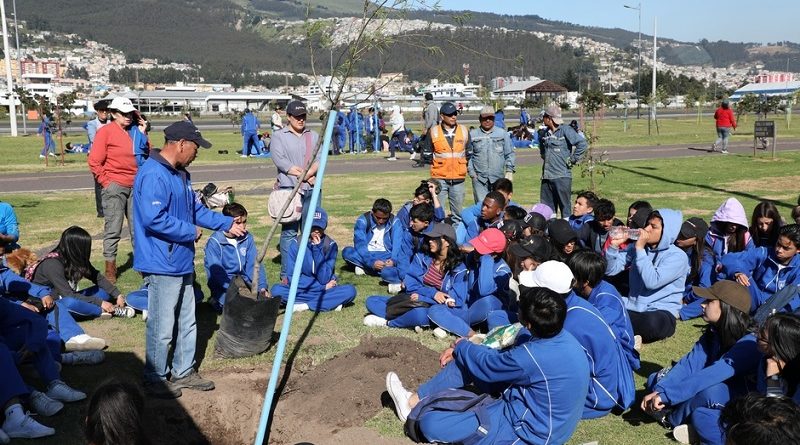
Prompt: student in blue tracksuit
<box><xmin>569</xmin><ymin>250</ymin><xmax>640</xmax><ymax>371</ymax></box>
<box><xmin>429</xmin><ymin>228</ymin><xmax>510</xmax><ymax>337</ymax></box>
<box><xmin>396</xmin><ymin>203</ymin><xmax>437</xmax><ymax>283</ymax></box>
<box><xmin>463</xmin><ymin>191</ymin><xmax>505</xmax><ymax>243</ymax></box>
<box><xmin>568</xmin><ymin>190</ymin><xmax>597</xmax><ymax>232</ymax></box>
<box><xmin>38</xmin><ymin>115</ymin><xmax>56</xmax><ymax>157</ymax></box>
<box><xmin>333</xmin><ymin>111</ymin><xmax>347</xmax><ymax>155</ymax></box>
<box><xmin>459</xmin><ymin>179</ymin><xmax>518</xmax><ymax>243</ymax></box>
<box><xmin>204</xmin><ymin>203</ymin><xmax>268</xmax><ymax>313</ymax></box>
<box><xmin>128</xmin><ymin>118</ymin><xmax>150</xmax><ymax>167</ymax></box>
<box><xmin>0</xmin><ymin>200</ymin><xmax>20</xmax><ymax>254</ymax></box>
<box><xmin>342</xmin><ymin>199</ymin><xmax>402</xmax><ymax>290</ymax></box>
<box><xmin>642</xmin><ymin>280</ymin><xmax>759</xmax><ymax>445</ymax></box>
<box><xmin>606</xmin><ymin>208</ymin><xmax>689</xmax><ymax>343</ymax></box>
<box><xmin>240</xmin><ymin>109</ymin><xmax>260</xmax><ymax>157</ymax></box>
<box><xmin>385</xmin><ymin>286</ymin><xmax>589</xmax><ymax>445</ymax></box>
<box><xmin>676</xmin><ymin>217</ymin><xmax>715</xmax><ymax>320</ymax></box>
<box><xmin>347</xmin><ymin>106</ymin><xmax>364</xmax><ymax>153</ymax></box>
<box><xmin>756</xmin><ymin>313</ymin><xmax>800</xmax><ymax>404</ymax></box>
<box><xmin>720</xmin><ymin>224</ymin><xmax>800</xmax><ymax>314</ymax></box>
<box><xmin>395</xmin><ymin>181</ymin><xmax>445</xmax><ymax>232</ymax></box>
<box><xmin>270</xmin><ymin>208</ymin><xmax>356</xmax><ymax>312</ymax></box>
<box><xmin>519</xmin><ymin>108</ymin><xmax>530</xmax><ymax>127</ymax></box>
<box><xmin>364</xmin><ymin>223</ymin><xmax>468</xmax><ymax>329</ymax></box>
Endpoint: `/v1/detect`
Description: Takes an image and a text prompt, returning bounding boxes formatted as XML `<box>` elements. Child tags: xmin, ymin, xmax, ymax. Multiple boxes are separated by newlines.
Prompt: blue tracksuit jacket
<box><xmin>240</xmin><ymin>113</ymin><xmax>260</xmax><ymax>134</ymax></box>
<box><xmin>128</xmin><ymin>127</ymin><xmax>150</xmax><ymax>167</ymax></box>
<box><xmin>403</xmin><ymin>253</ymin><xmax>469</xmax><ymax>308</ymax></box>
<box><xmin>587</xmin><ymin>280</ymin><xmax>640</xmax><ymax>371</ymax></box>
<box><xmin>469</xmin><ymin>254</ymin><xmax>511</xmax><ymax>304</ymax></box>
<box><xmin>568</xmin><ymin>213</ymin><xmax>594</xmax><ymax>232</ymax></box>
<box><xmin>281</xmin><ymin>235</ymin><xmax>338</xmax><ymax>293</ymax></box>
<box><xmin>395</xmin><ymin>201</ymin><xmax>445</xmax><ymax>234</ymax></box>
<box><xmin>204</xmin><ymin>231</ymin><xmax>268</xmax><ymax>302</ymax></box>
<box><xmin>720</xmin><ymin>246</ymin><xmax>800</xmax><ymax>312</ymax></box>
<box><xmin>351</xmin><ymin>212</ymin><xmax>401</xmax><ymax>266</ymax></box>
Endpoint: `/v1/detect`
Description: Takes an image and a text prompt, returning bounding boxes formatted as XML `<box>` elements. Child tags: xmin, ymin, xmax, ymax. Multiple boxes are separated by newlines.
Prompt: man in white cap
<box><xmin>468</xmin><ymin>105</ymin><xmax>515</xmax><ymax>204</ymax></box>
<box><xmin>539</xmin><ymin>104</ymin><xmax>587</xmax><ymax>218</ymax></box>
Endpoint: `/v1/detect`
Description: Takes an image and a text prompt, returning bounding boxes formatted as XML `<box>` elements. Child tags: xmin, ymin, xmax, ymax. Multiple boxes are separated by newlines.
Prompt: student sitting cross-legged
<box><xmin>204</xmin><ymin>203</ymin><xmax>268</xmax><ymax>313</ymax></box>
<box><xmin>342</xmin><ymin>198</ymin><xmax>403</xmax><ymax>294</ymax></box>
<box><xmin>385</xmin><ymin>286</ymin><xmax>589</xmax><ymax>445</ymax></box>
<box><xmin>270</xmin><ymin>208</ymin><xmax>356</xmax><ymax>313</ymax></box>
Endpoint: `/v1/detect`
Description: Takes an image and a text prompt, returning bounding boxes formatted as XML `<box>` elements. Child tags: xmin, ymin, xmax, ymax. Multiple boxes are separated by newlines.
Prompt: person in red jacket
<box><xmin>712</xmin><ymin>100</ymin><xmax>736</xmax><ymax>154</ymax></box>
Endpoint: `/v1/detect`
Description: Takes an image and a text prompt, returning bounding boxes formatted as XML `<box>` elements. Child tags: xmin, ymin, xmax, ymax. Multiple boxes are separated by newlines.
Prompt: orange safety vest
<box><xmin>429</xmin><ymin>124</ymin><xmax>469</xmax><ymax>179</ymax></box>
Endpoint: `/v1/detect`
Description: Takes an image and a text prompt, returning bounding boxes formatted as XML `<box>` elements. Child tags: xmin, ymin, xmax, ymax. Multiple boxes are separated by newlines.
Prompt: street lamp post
<box><xmin>624</xmin><ymin>3</ymin><xmax>642</xmax><ymax>119</ymax></box>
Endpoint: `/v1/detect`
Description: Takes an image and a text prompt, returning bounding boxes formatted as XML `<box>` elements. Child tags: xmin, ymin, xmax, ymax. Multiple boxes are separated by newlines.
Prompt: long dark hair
<box><xmin>85</xmin><ymin>380</ymin><xmax>150</xmax><ymax>445</ymax></box>
<box><xmin>686</xmin><ymin>236</ymin><xmax>711</xmax><ymax>284</ymax></box>
<box><xmin>762</xmin><ymin>313</ymin><xmax>800</xmax><ymax>397</ymax></box>
<box><xmin>422</xmin><ymin>235</ymin><xmax>463</xmax><ymax>275</ymax></box>
<box><xmin>709</xmin><ymin>299</ymin><xmax>752</xmax><ymax>353</ymax></box>
<box><xmin>750</xmin><ymin>201</ymin><xmax>782</xmax><ymax>248</ymax></box>
<box><xmin>53</xmin><ymin>226</ymin><xmax>93</xmax><ymax>283</ymax></box>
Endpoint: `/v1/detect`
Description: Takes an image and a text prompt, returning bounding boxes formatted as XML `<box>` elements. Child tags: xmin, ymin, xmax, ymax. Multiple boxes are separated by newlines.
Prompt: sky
<box><xmin>435</xmin><ymin>0</ymin><xmax>800</xmax><ymax>44</ymax></box>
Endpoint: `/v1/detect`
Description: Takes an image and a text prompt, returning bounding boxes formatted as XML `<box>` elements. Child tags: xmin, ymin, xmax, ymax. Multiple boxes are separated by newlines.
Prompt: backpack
<box><xmin>754</xmin><ymin>284</ymin><xmax>800</xmax><ymax>325</ymax></box>
<box><xmin>198</xmin><ymin>183</ymin><xmax>234</xmax><ymax>209</ymax></box>
<box><xmin>404</xmin><ymin>388</ymin><xmax>494</xmax><ymax>444</ymax></box>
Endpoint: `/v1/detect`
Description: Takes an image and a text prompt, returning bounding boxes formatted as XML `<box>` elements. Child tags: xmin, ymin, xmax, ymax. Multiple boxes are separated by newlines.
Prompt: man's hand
<box><xmin>409</xmin><ymin>293</ymin><xmax>419</xmax><ymax>301</ymax></box>
<box><xmin>21</xmin><ymin>302</ymin><xmax>39</xmax><ymax>313</ymax></box>
<box><xmin>310</xmin><ymin>231</ymin><xmax>322</xmax><ymax>245</ymax></box>
<box><xmin>641</xmin><ymin>391</ymin><xmax>665</xmax><ymax>412</ymax></box>
<box><xmin>116</xmin><ymin>295</ymin><xmax>126</xmax><ymax>307</ymax></box>
<box><xmin>228</xmin><ymin>220</ymin><xmax>247</xmax><ymax>238</ymax></box>
<box><xmin>504</xmin><ymin>171</ymin><xmax>513</xmax><ymax>181</ymax></box>
<box><xmin>306</xmin><ymin>176</ymin><xmax>316</xmax><ymax>186</ymax></box>
<box><xmin>325</xmin><ymin>279</ymin><xmax>337</xmax><ymax>290</ymax></box>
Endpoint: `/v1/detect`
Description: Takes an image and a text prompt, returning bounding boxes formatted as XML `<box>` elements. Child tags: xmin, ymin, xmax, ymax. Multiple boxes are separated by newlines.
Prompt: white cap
<box><xmin>108</xmin><ymin>96</ymin><xmax>136</xmax><ymax>113</ymax></box>
<box><xmin>518</xmin><ymin>261</ymin><xmax>574</xmax><ymax>294</ymax></box>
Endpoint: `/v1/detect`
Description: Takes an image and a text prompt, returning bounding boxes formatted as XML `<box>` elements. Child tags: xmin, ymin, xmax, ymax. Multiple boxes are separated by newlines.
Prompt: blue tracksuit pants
<box><xmin>1</xmin><ymin>312</ymin><xmax>60</xmax><ymax>384</ymax></box>
<box><xmin>365</xmin><ymin>295</ymin><xmax>429</xmax><ymax>328</ymax></box>
<box><xmin>45</xmin><ymin>301</ymin><xmax>86</xmax><ymax>343</ymax></box>
<box><xmin>427</xmin><ymin>296</ymin><xmax>504</xmax><ymax>337</ymax></box>
<box><xmin>271</xmin><ymin>283</ymin><xmax>356</xmax><ymax>312</ymax></box>
<box><xmin>0</xmin><ymin>342</ymin><xmax>28</xmax><ymax>406</ymax></box>
<box><xmin>57</xmin><ymin>286</ymin><xmax>111</xmax><ymax>318</ymax></box>
<box><xmin>126</xmin><ymin>287</ymin><xmax>149</xmax><ymax>312</ymax></box>
<box><xmin>242</xmin><ymin>132</ymin><xmax>259</xmax><ymax>156</ymax></box>
<box><xmin>341</xmin><ymin>247</ymin><xmax>401</xmax><ymax>284</ymax></box>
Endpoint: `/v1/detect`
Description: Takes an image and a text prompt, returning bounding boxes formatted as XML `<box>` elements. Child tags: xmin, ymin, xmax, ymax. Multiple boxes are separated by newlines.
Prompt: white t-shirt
<box><xmin>367</xmin><ymin>226</ymin><xmax>387</xmax><ymax>252</ymax></box>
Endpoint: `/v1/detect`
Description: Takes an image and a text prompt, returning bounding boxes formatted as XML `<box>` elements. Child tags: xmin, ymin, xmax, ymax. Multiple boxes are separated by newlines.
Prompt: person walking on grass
<box><xmin>712</xmin><ymin>100</ymin><xmax>736</xmax><ymax>154</ymax></box>
<box><xmin>133</xmin><ymin>121</ymin><xmax>246</xmax><ymax>399</ymax></box>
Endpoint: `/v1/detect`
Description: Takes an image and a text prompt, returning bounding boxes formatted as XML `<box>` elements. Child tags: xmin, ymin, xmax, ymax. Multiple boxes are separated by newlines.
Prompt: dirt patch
<box><xmin>722</xmin><ymin>175</ymin><xmax>800</xmax><ymax>194</ymax></box>
<box><xmin>141</xmin><ymin>335</ymin><xmax>439</xmax><ymax>445</ymax></box>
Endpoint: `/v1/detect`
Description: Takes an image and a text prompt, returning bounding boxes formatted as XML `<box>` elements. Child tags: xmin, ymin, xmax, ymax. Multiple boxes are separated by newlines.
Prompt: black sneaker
<box><xmin>144</xmin><ymin>380</ymin><xmax>182</xmax><ymax>399</ymax></box>
<box><xmin>172</xmin><ymin>371</ymin><xmax>215</xmax><ymax>391</ymax></box>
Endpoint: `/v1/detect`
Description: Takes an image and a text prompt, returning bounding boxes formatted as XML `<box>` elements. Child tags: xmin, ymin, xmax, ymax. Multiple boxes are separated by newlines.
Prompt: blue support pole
<box><xmin>253</xmin><ymin>111</ymin><xmax>337</xmax><ymax>445</ymax></box>
<box><xmin>373</xmin><ymin>102</ymin><xmax>380</xmax><ymax>152</ymax></box>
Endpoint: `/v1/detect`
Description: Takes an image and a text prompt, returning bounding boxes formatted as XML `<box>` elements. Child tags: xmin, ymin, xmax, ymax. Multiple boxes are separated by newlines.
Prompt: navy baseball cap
<box><xmin>286</xmin><ymin>100</ymin><xmax>307</xmax><ymax>117</ymax></box>
<box><xmin>440</xmin><ymin>102</ymin><xmax>457</xmax><ymax>116</ymax></box>
<box><xmin>312</xmin><ymin>207</ymin><xmax>328</xmax><ymax>230</ymax></box>
<box><xmin>164</xmin><ymin>121</ymin><xmax>212</xmax><ymax>148</ymax></box>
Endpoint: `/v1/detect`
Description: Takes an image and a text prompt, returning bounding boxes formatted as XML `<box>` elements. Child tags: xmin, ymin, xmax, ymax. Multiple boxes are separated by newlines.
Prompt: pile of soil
<box><xmin>144</xmin><ymin>335</ymin><xmax>440</xmax><ymax>445</ymax></box>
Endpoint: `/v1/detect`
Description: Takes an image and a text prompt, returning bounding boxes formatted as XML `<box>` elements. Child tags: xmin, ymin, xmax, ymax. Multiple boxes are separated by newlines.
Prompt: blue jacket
<box><xmin>204</xmin><ymin>231</ymin><xmax>268</xmax><ymax>302</ymax></box>
<box><xmin>347</xmin><ymin>108</ymin><xmax>363</xmax><ymax>134</ymax></box>
<box><xmin>132</xmin><ymin>151</ymin><xmax>233</xmax><ymax>276</ymax></box>
<box><xmin>403</xmin><ymin>253</ymin><xmax>469</xmax><ymax>307</ymax></box>
<box><xmin>0</xmin><ymin>202</ymin><xmax>19</xmax><ymax>244</ymax></box>
<box><xmin>395</xmin><ymin>201</ymin><xmax>445</xmax><ymax>234</ymax></box>
<box><xmin>453</xmin><ymin>329</ymin><xmax>589</xmax><ymax>445</ymax></box>
<box><xmin>352</xmin><ymin>212</ymin><xmax>401</xmax><ymax>266</ymax></box>
<box><xmin>493</xmin><ymin>111</ymin><xmax>505</xmax><ymax>129</ymax></box>
<box><xmin>720</xmin><ymin>246</ymin><xmax>800</xmax><ymax>312</ymax></box>
<box><xmin>705</xmin><ymin>227</ymin><xmax>755</xmax><ymax>282</ymax></box>
<box><xmin>539</xmin><ymin>124</ymin><xmax>588</xmax><ymax>180</ymax></box>
<box><xmin>284</xmin><ymin>235</ymin><xmax>338</xmax><ymax>292</ymax></box>
<box><xmin>606</xmin><ymin>209</ymin><xmax>689</xmax><ymax>316</ymax></box>
<box><xmin>520</xmin><ymin>109</ymin><xmax>530</xmax><ymax>127</ymax></box>
<box><xmin>564</xmin><ymin>292</ymin><xmax>636</xmax><ymax>418</ymax></box>
<box><xmin>128</xmin><ymin>127</ymin><xmax>150</xmax><ymax>167</ymax></box>
<box><xmin>397</xmin><ymin>223</ymin><xmax>436</xmax><ymax>280</ymax></box>
<box><xmin>653</xmin><ymin>331</ymin><xmax>759</xmax><ymax>406</ymax></box>
<box><xmin>468</xmin><ymin>254</ymin><xmax>511</xmax><ymax>305</ymax></box>
<box><xmin>467</xmin><ymin>126</ymin><xmax>515</xmax><ymax>183</ymax></box>
<box><xmin>587</xmin><ymin>280</ymin><xmax>639</xmax><ymax>371</ymax></box>
<box><xmin>682</xmin><ymin>245</ymin><xmax>715</xmax><ymax>302</ymax></box>
<box><xmin>464</xmin><ymin>216</ymin><xmax>503</xmax><ymax>242</ymax></box>
<box><xmin>0</xmin><ymin>267</ymin><xmax>50</xmax><ymax>299</ymax></box>
<box><xmin>241</xmin><ymin>112</ymin><xmax>260</xmax><ymax>134</ymax></box>
<box><xmin>568</xmin><ymin>213</ymin><xmax>594</xmax><ymax>232</ymax></box>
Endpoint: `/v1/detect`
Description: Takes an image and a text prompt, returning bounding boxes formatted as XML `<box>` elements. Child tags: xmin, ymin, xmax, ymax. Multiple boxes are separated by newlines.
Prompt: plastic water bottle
<box><xmin>611</xmin><ymin>226</ymin><xmax>640</xmax><ymax>240</ymax></box>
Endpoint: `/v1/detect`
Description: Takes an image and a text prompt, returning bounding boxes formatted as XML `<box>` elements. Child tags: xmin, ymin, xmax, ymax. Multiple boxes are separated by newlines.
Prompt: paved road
<box><xmin>0</xmin><ymin>139</ymin><xmax>796</xmax><ymax>194</ymax></box>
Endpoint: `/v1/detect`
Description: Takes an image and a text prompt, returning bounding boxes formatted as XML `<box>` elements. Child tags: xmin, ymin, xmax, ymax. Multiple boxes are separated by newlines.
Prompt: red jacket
<box><xmin>714</xmin><ymin>107</ymin><xmax>736</xmax><ymax>129</ymax></box>
<box><xmin>88</xmin><ymin>123</ymin><xmax>138</xmax><ymax>188</ymax></box>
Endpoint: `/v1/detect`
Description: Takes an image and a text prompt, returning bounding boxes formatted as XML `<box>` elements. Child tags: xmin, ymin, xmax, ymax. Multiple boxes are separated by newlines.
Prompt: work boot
<box><xmin>105</xmin><ymin>260</ymin><xmax>117</xmax><ymax>284</ymax></box>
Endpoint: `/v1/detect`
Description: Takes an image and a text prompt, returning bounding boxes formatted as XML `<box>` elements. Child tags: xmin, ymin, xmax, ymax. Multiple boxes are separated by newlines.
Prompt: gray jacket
<box><xmin>423</xmin><ymin>102</ymin><xmax>439</xmax><ymax>131</ymax></box>
<box><xmin>539</xmin><ymin>124</ymin><xmax>588</xmax><ymax>180</ymax></box>
<box><xmin>468</xmin><ymin>126</ymin><xmax>515</xmax><ymax>182</ymax></box>
<box><xmin>270</xmin><ymin>127</ymin><xmax>320</xmax><ymax>191</ymax></box>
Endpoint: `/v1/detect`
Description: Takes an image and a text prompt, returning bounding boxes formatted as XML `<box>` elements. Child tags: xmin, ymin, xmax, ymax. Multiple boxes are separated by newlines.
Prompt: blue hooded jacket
<box><xmin>132</xmin><ymin>151</ymin><xmax>233</xmax><ymax>276</ymax></box>
<box><xmin>606</xmin><ymin>209</ymin><xmax>689</xmax><ymax>316</ymax></box>
<box><xmin>587</xmin><ymin>280</ymin><xmax>640</xmax><ymax>371</ymax></box>
<box><xmin>241</xmin><ymin>112</ymin><xmax>260</xmax><ymax>134</ymax></box>
<box><xmin>403</xmin><ymin>252</ymin><xmax>469</xmax><ymax>307</ymax></box>
<box><xmin>204</xmin><ymin>231</ymin><xmax>268</xmax><ymax>302</ymax></box>
<box><xmin>352</xmin><ymin>211</ymin><xmax>401</xmax><ymax>267</ymax></box>
<box><xmin>720</xmin><ymin>246</ymin><xmax>800</xmax><ymax>312</ymax></box>
<box><xmin>128</xmin><ymin>127</ymin><xmax>150</xmax><ymax>167</ymax></box>
<box><xmin>468</xmin><ymin>253</ymin><xmax>511</xmax><ymax>304</ymax></box>
<box><xmin>284</xmin><ymin>235</ymin><xmax>339</xmax><ymax>293</ymax></box>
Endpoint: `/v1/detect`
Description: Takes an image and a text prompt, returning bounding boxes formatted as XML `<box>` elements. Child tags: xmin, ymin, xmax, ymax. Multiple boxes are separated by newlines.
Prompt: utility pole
<box><xmin>624</xmin><ymin>3</ymin><xmax>642</xmax><ymax>119</ymax></box>
<box><xmin>1</xmin><ymin>0</ymin><xmax>17</xmax><ymax>136</ymax></box>
<box><xmin>650</xmin><ymin>17</ymin><xmax>658</xmax><ymax>135</ymax></box>
<box><xmin>12</xmin><ymin>0</ymin><xmax>24</xmax><ymax>133</ymax></box>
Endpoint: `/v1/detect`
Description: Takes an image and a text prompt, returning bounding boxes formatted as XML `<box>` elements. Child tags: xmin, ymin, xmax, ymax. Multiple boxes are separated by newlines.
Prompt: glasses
<box><xmin>290</xmin><ymin>114</ymin><xmax>307</xmax><ymax>121</ymax></box>
<box><xmin>442</xmin><ymin>113</ymin><xmax>457</xmax><ymax>117</ymax></box>
<box><xmin>479</xmin><ymin>116</ymin><xmax>495</xmax><ymax>121</ymax></box>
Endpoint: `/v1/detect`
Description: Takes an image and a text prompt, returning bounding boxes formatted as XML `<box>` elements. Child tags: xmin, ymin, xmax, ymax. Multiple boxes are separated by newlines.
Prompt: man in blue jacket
<box><xmin>240</xmin><ymin>109</ymin><xmax>260</xmax><ymax>157</ymax></box>
<box><xmin>468</xmin><ymin>105</ymin><xmax>515</xmax><ymax>204</ymax></box>
<box><xmin>133</xmin><ymin>121</ymin><xmax>246</xmax><ymax>399</ymax></box>
<box><xmin>342</xmin><ymin>198</ymin><xmax>402</xmax><ymax>293</ymax></box>
<box><xmin>539</xmin><ymin>104</ymin><xmax>588</xmax><ymax>218</ymax></box>
<box><xmin>347</xmin><ymin>106</ymin><xmax>364</xmax><ymax>154</ymax></box>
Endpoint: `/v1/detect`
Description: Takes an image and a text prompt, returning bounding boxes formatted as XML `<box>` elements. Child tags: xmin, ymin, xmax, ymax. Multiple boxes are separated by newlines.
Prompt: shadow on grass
<box><xmin>116</xmin><ymin>252</ymin><xmax>134</xmax><ymax>277</ymax></box>
<box><xmin>195</xmin><ymin>301</ymin><xmax>220</xmax><ymax>369</ymax></box>
<box><xmin>635</xmin><ymin>360</ymin><xmax>663</xmax><ymax>379</ymax></box>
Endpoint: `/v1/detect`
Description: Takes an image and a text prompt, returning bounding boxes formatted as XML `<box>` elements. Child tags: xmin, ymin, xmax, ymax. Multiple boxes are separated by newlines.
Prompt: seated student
<box><xmin>568</xmin><ymin>250</ymin><xmax>639</xmax><ymax>371</ymax></box>
<box><xmin>342</xmin><ymin>198</ymin><xmax>403</xmax><ymax>293</ymax></box>
<box><xmin>502</xmin><ymin>205</ymin><xmax>527</xmax><ymax>222</ymax></box>
<box><xmin>707</xmin><ymin>197</ymin><xmax>754</xmax><ymax>278</ymax></box>
<box><xmin>428</xmin><ymin>228</ymin><xmax>511</xmax><ymax>338</ymax></box>
<box><xmin>0</xmin><ymin>200</ymin><xmax>20</xmax><ymax>255</ymax></box>
<box><xmin>626</xmin><ymin>200</ymin><xmax>652</xmax><ymax>229</ymax></box>
<box><xmin>642</xmin><ymin>280</ymin><xmax>759</xmax><ymax>445</ymax></box>
<box><xmin>749</xmin><ymin>201</ymin><xmax>782</xmax><ymax>248</ymax></box>
<box><xmin>0</xmin><ymin>342</ymin><xmax>56</xmax><ymax>440</ymax></box>
<box><xmin>270</xmin><ymin>208</ymin><xmax>356</xmax><ymax>313</ymax></box>
<box><xmin>721</xmin><ymin>393</ymin><xmax>800</xmax><ymax>445</ymax></box>
<box><xmin>463</xmin><ymin>191</ymin><xmax>506</xmax><ymax>242</ymax></box>
<box><xmin>204</xmin><ymin>203</ymin><xmax>268</xmax><ymax>313</ymax></box>
<box><xmin>27</xmin><ymin>226</ymin><xmax>134</xmax><ymax>319</ymax></box>
<box><xmin>578</xmin><ymin>198</ymin><xmax>624</xmax><ymax>255</ymax></box>
<box><xmin>607</xmin><ymin>208</ymin><xmax>689</xmax><ymax>343</ymax></box>
<box><xmin>85</xmin><ymin>380</ymin><xmax>150</xmax><ymax>445</ymax></box>
<box><xmin>397</xmin><ymin>203</ymin><xmax>437</xmax><ymax>277</ymax></box>
<box><xmin>548</xmin><ymin>218</ymin><xmax>580</xmax><ymax>262</ymax></box>
<box><xmin>364</xmin><ymin>223</ymin><xmax>468</xmax><ymax>330</ymax></box>
<box><xmin>675</xmin><ymin>217</ymin><xmax>714</xmax><ymax>321</ymax></box>
<box><xmin>568</xmin><ymin>190</ymin><xmax>598</xmax><ymax>232</ymax></box>
<box><xmin>720</xmin><ymin>224</ymin><xmax>800</xmax><ymax>313</ymax></box>
<box><xmin>460</xmin><ymin>178</ymin><xmax>517</xmax><ymax>234</ymax></box>
<box><xmin>520</xmin><ymin>210</ymin><xmax>547</xmax><ymax>238</ymax></box>
<box><xmin>395</xmin><ymin>180</ymin><xmax>445</xmax><ymax>232</ymax></box>
<box><xmin>385</xmin><ymin>286</ymin><xmax>590</xmax><ymax>445</ymax></box>
<box><xmin>756</xmin><ymin>313</ymin><xmax>800</xmax><ymax>403</ymax></box>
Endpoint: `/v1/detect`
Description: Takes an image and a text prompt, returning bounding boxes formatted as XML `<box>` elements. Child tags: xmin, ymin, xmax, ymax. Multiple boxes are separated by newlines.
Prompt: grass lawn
<box><xmin>3</xmin><ymin>149</ymin><xmax>800</xmax><ymax>444</ymax></box>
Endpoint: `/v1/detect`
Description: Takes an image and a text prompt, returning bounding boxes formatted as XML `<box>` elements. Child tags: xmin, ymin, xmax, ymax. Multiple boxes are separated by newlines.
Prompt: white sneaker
<box><xmin>292</xmin><ymin>303</ymin><xmax>310</xmax><ymax>313</ymax></box>
<box><xmin>48</xmin><ymin>152</ymin><xmax>56</xmax><ymax>157</ymax></box>
<box><xmin>240</xmin><ymin>154</ymin><xmax>249</xmax><ymax>158</ymax></box>
<box><xmin>38</xmin><ymin>154</ymin><xmax>45</xmax><ymax>159</ymax></box>
<box><xmin>65</xmin><ymin>334</ymin><xmax>106</xmax><ymax>351</ymax></box>
<box><xmin>673</xmin><ymin>424</ymin><xmax>700</xmax><ymax>444</ymax></box>
<box><xmin>142</xmin><ymin>309</ymin><xmax>148</xmax><ymax>321</ymax></box>
<box><xmin>386</xmin><ymin>372</ymin><xmax>412</xmax><ymax>422</ymax></box>
<box><xmin>334</xmin><ymin>304</ymin><xmax>343</xmax><ymax>312</ymax></box>
<box><xmin>29</xmin><ymin>391</ymin><xmax>63</xmax><ymax>417</ymax></box>
<box><xmin>45</xmin><ymin>380</ymin><xmax>86</xmax><ymax>403</ymax></box>
<box><xmin>721</xmin><ymin>149</ymin><xmax>729</xmax><ymax>154</ymax></box>
<box><xmin>354</xmin><ymin>266</ymin><xmax>365</xmax><ymax>276</ymax></box>
<box><xmin>387</xmin><ymin>283</ymin><xmax>402</xmax><ymax>295</ymax></box>
<box><xmin>363</xmin><ymin>314</ymin><xmax>388</xmax><ymax>328</ymax></box>
<box><xmin>409</xmin><ymin>152</ymin><xmax>418</xmax><ymax>160</ymax></box>
<box><xmin>413</xmin><ymin>326</ymin><xmax>424</xmax><ymax>334</ymax></box>
<box><xmin>386</xmin><ymin>157</ymin><xmax>397</xmax><ymax>161</ymax></box>
<box><xmin>433</xmin><ymin>327</ymin><xmax>449</xmax><ymax>339</ymax></box>
<box><xmin>61</xmin><ymin>350</ymin><xmax>105</xmax><ymax>366</ymax></box>
<box><xmin>2</xmin><ymin>409</ymin><xmax>54</xmax><ymax>439</ymax></box>
<box><xmin>634</xmin><ymin>335</ymin><xmax>642</xmax><ymax>352</ymax></box>
<box><xmin>114</xmin><ymin>306</ymin><xmax>135</xmax><ymax>318</ymax></box>
<box><xmin>0</xmin><ymin>427</ymin><xmax>8</xmax><ymax>444</ymax></box>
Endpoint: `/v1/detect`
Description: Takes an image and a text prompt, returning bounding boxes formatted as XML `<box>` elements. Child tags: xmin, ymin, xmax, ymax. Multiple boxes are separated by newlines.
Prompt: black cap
<box><xmin>425</xmin><ymin>222</ymin><xmax>457</xmax><ymax>242</ymax></box>
<box><xmin>522</xmin><ymin>212</ymin><xmax>547</xmax><ymax>232</ymax></box>
<box><xmin>424</xmin><ymin>92</ymin><xmax>433</xmax><ymax>101</ymax></box>
<box><xmin>498</xmin><ymin>219</ymin><xmax>524</xmax><ymax>242</ymax></box>
<box><xmin>164</xmin><ymin>121</ymin><xmax>212</xmax><ymax>148</ymax></box>
<box><xmin>547</xmin><ymin>219</ymin><xmax>577</xmax><ymax>245</ymax></box>
<box><xmin>680</xmin><ymin>217</ymin><xmax>709</xmax><ymax>240</ymax></box>
<box><xmin>93</xmin><ymin>99</ymin><xmax>111</xmax><ymax>111</ymax></box>
<box><xmin>440</xmin><ymin>102</ymin><xmax>457</xmax><ymax>115</ymax></box>
<box><xmin>286</xmin><ymin>100</ymin><xmax>307</xmax><ymax>117</ymax></box>
<box><xmin>630</xmin><ymin>209</ymin><xmax>651</xmax><ymax>229</ymax></box>
<box><xmin>509</xmin><ymin>235</ymin><xmax>552</xmax><ymax>259</ymax></box>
